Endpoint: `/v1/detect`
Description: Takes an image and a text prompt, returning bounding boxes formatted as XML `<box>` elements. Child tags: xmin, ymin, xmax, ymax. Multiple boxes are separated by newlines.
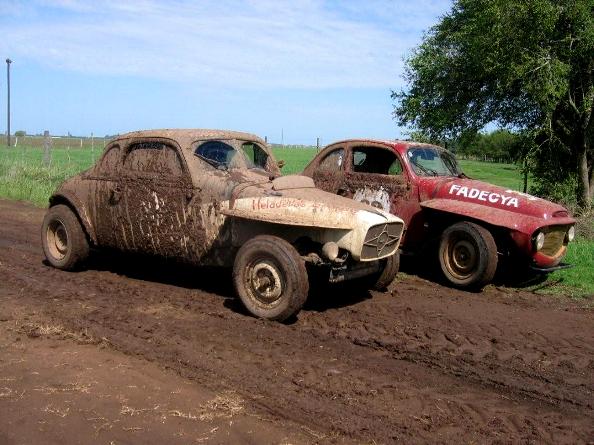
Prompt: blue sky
<box><xmin>0</xmin><ymin>0</ymin><xmax>450</xmax><ymax>144</ymax></box>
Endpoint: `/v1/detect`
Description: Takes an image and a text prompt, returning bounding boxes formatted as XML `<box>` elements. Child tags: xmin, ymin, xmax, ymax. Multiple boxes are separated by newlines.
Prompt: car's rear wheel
<box><xmin>41</xmin><ymin>204</ymin><xmax>89</xmax><ymax>270</ymax></box>
<box><xmin>233</xmin><ymin>235</ymin><xmax>309</xmax><ymax>321</ymax></box>
<box><xmin>439</xmin><ymin>221</ymin><xmax>497</xmax><ymax>289</ymax></box>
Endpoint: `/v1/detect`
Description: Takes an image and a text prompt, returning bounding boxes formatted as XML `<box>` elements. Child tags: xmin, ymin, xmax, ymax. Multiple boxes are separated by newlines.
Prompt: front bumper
<box><xmin>328</xmin><ymin>260</ymin><xmax>381</xmax><ymax>283</ymax></box>
<box><xmin>529</xmin><ymin>262</ymin><xmax>573</xmax><ymax>274</ymax></box>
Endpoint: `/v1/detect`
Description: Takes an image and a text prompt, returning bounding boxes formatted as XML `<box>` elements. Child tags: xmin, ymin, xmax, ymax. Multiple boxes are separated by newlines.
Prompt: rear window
<box><xmin>125</xmin><ymin>141</ymin><xmax>184</xmax><ymax>176</ymax></box>
<box><xmin>318</xmin><ymin>148</ymin><xmax>344</xmax><ymax>172</ymax></box>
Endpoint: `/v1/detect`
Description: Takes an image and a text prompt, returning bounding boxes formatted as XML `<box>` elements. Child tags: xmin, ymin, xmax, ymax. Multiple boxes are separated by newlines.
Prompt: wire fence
<box><xmin>11</xmin><ymin>134</ymin><xmax>111</xmax><ymax>149</ymax></box>
<box><xmin>2</xmin><ymin>134</ymin><xmax>113</xmax><ymax>169</ymax></box>
<box><xmin>456</xmin><ymin>154</ymin><xmax>516</xmax><ymax>165</ymax></box>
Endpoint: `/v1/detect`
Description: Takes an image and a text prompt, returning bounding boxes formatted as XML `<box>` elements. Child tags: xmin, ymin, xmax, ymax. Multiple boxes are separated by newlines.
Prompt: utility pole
<box><xmin>6</xmin><ymin>58</ymin><xmax>12</xmax><ymax>147</ymax></box>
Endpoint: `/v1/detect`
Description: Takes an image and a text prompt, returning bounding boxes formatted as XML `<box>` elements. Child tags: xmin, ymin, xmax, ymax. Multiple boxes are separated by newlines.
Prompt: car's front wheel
<box><xmin>367</xmin><ymin>252</ymin><xmax>400</xmax><ymax>291</ymax></box>
<box><xmin>41</xmin><ymin>204</ymin><xmax>90</xmax><ymax>270</ymax></box>
<box><xmin>438</xmin><ymin>221</ymin><xmax>497</xmax><ymax>289</ymax></box>
<box><xmin>233</xmin><ymin>235</ymin><xmax>309</xmax><ymax>321</ymax></box>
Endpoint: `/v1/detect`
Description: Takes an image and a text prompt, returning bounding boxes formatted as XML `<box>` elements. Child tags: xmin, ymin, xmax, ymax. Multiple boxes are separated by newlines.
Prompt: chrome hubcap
<box><xmin>47</xmin><ymin>220</ymin><xmax>68</xmax><ymax>260</ymax></box>
<box><xmin>248</xmin><ymin>261</ymin><xmax>283</xmax><ymax>304</ymax></box>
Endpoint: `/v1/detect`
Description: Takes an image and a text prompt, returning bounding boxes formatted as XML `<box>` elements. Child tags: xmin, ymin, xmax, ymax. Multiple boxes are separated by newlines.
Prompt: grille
<box><xmin>541</xmin><ymin>227</ymin><xmax>567</xmax><ymax>257</ymax></box>
<box><xmin>361</xmin><ymin>222</ymin><xmax>402</xmax><ymax>260</ymax></box>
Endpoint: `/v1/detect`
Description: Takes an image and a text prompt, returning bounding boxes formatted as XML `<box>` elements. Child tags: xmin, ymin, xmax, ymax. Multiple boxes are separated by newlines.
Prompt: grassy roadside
<box><xmin>546</xmin><ymin>240</ymin><xmax>594</xmax><ymax>297</ymax></box>
<box><xmin>0</xmin><ymin>148</ymin><xmax>90</xmax><ymax>206</ymax></box>
<box><xmin>1</xmin><ymin>145</ymin><xmax>591</xmax><ymax>297</ymax></box>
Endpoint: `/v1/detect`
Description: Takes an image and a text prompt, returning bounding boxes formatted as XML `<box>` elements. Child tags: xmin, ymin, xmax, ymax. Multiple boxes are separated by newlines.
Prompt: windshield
<box><xmin>193</xmin><ymin>140</ymin><xmax>271</xmax><ymax>172</ymax></box>
<box><xmin>407</xmin><ymin>146</ymin><xmax>462</xmax><ymax>177</ymax></box>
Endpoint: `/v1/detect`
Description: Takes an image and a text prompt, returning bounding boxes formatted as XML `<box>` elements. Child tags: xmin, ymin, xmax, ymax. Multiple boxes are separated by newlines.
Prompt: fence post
<box><xmin>91</xmin><ymin>132</ymin><xmax>95</xmax><ymax>162</ymax></box>
<box><xmin>43</xmin><ymin>130</ymin><xmax>51</xmax><ymax>167</ymax></box>
<box><xmin>316</xmin><ymin>137</ymin><xmax>320</xmax><ymax>152</ymax></box>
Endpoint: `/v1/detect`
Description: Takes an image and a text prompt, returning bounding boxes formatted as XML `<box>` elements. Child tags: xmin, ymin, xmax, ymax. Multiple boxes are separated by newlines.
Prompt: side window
<box><xmin>388</xmin><ymin>158</ymin><xmax>403</xmax><ymax>175</ymax></box>
<box><xmin>352</xmin><ymin>147</ymin><xmax>402</xmax><ymax>176</ymax></box>
<box><xmin>124</xmin><ymin>141</ymin><xmax>184</xmax><ymax>176</ymax></box>
<box><xmin>318</xmin><ymin>148</ymin><xmax>344</xmax><ymax>172</ymax></box>
<box><xmin>98</xmin><ymin>144</ymin><xmax>121</xmax><ymax>174</ymax></box>
<box><xmin>241</xmin><ymin>142</ymin><xmax>269</xmax><ymax>170</ymax></box>
<box><xmin>195</xmin><ymin>141</ymin><xmax>235</xmax><ymax>168</ymax></box>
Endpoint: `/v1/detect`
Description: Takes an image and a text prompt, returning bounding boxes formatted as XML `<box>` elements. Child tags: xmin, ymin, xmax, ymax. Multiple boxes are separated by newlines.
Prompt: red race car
<box><xmin>303</xmin><ymin>139</ymin><xmax>576</xmax><ymax>289</ymax></box>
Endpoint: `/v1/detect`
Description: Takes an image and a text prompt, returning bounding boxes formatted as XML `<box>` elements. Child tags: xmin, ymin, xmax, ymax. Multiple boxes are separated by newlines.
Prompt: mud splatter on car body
<box><xmin>303</xmin><ymin>139</ymin><xmax>576</xmax><ymax>289</ymax></box>
<box><xmin>43</xmin><ymin>129</ymin><xmax>405</xmax><ymax>320</ymax></box>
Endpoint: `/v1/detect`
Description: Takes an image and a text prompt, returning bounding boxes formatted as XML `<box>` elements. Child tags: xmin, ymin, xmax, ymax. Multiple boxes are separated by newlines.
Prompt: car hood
<box><xmin>222</xmin><ymin>175</ymin><xmax>399</xmax><ymax>230</ymax></box>
<box><xmin>424</xmin><ymin>177</ymin><xmax>572</xmax><ymax>221</ymax></box>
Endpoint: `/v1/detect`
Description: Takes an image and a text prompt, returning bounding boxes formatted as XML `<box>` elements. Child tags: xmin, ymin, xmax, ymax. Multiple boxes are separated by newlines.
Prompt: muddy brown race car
<box><xmin>41</xmin><ymin>130</ymin><xmax>404</xmax><ymax>321</ymax></box>
<box><xmin>303</xmin><ymin>139</ymin><xmax>576</xmax><ymax>289</ymax></box>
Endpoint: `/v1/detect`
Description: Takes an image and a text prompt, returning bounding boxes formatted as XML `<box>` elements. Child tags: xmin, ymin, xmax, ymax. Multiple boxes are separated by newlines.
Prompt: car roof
<box><xmin>328</xmin><ymin>139</ymin><xmax>440</xmax><ymax>149</ymax></box>
<box><xmin>115</xmin><ymin>129</ymin><xmax>266</xmax><ymax>148</ymax></box>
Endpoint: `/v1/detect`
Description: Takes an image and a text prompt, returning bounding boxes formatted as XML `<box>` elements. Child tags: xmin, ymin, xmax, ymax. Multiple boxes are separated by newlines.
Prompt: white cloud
<box><xmin>1</xmin><ymin>0</ymin><xmax>450</xmax><ymax>89</ymax></box>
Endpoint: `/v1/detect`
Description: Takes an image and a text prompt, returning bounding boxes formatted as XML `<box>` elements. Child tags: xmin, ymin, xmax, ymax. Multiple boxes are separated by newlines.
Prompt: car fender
<box><xmin>49</xmin><ymin>191</ymin><xmax>97</xmax><ymax>244</ymax></box>
<box><xmin>222</xmin><ymin>195</ymin><xmax>404</xmax><ymax>261</ymax></box>
<box><xmin>420</xmin><ymin>198</ymin><xmax>574</xmax><ymax>236</ymax></box>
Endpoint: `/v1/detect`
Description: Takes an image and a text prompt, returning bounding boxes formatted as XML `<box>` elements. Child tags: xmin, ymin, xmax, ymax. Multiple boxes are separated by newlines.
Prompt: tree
<box><xmin>393</xmin><ymin>0</ymin><xmax>594</xmax><ymax>209</ymax></box>
<box><xmin>457</xmin><ymin>130</ymin><xmax>520</xmax><ymax>161</ymax></box>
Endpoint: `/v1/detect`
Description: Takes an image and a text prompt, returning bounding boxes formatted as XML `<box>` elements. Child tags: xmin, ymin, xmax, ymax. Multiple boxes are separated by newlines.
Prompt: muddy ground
<box><xmin>0</xmin><ymin>199</ymin><xmax>593</xmax><ymax>444</ymax></box>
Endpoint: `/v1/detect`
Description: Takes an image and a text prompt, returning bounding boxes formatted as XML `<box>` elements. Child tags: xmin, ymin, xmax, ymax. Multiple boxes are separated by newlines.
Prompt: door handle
<box><xmin>337</xmin><ymin>187</ymin><xmax>351</xmax><ymax>197</ymax></box>
<box><xmin>109</xmin><ymin>185</ymin><xmax>122</xmax><ymax>204</ymax></box>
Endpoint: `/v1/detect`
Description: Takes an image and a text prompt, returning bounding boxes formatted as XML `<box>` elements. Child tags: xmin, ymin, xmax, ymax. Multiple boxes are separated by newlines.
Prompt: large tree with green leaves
<box><xmin>393</xmin><ymin>0</ymin><xmax>594</xmax><ymax>209</ymax></box>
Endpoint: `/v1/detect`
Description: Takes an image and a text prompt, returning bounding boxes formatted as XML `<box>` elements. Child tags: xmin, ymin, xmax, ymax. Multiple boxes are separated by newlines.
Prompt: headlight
<box><xmin>534</xmin><ymin>232</ymin><xmax>545</xmax><ymax>251</ymax></box>
<box><xmin>566</xmin><ymin>226</ymin><xmax>575</xmax><ymax>243</ymax></box>
<box><xmin>322</xmin><ymin>242</ymin><xmax>339</xmax><ymax>261</ymax></box>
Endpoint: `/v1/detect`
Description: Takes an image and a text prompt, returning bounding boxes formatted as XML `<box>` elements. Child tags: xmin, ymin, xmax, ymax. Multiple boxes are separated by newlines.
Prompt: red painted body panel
<box><xmin>303</xmin><ymin>139</ymin><xmax>576</xmax><ymax>270</ymax></box>
<box><xmin>420</xmin><ymin>198</ymin><xmax>575</xmax><ymax>237</ymax></box>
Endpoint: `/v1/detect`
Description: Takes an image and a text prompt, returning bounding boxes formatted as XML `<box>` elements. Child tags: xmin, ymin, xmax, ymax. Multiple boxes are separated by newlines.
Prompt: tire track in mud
<box><xmin>299</xmin><ymin>300</ymin><xmax>594</xmax><ymax>413</ymax></box>
<box><xmin>1</xmin><ymin>199</ymin><xmax>593</xmax><ymax>443</ymax></box>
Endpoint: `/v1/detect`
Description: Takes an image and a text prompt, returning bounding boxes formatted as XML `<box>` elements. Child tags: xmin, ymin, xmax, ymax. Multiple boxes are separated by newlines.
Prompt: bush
<box><xmin>575</xmin><ymin>211</ymin><xmax>594</xmax><ymax>240</ymax></box>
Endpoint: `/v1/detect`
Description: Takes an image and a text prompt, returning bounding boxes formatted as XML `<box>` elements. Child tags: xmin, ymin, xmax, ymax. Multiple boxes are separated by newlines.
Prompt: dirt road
<box><xmin>1</xmin><ymin>199</ymin><xmax>593</xmax><ymax>444</ymax></box>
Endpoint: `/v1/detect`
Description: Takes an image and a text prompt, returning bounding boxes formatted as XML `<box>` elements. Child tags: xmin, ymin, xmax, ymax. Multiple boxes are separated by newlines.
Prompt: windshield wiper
<box><xmin>412</xmin><ymin>160</ymin><xmax>438</xmax><ymax>176</ymax></box>
<box><xmin>194</xmin><ymin>153</ymin><xmax>228</xmax><ymax>171</ymax></box>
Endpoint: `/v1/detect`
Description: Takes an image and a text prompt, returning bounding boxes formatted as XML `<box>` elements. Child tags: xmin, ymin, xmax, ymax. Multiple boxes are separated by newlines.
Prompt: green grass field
<box><xmin>547</xmin><ymin>239</ymin><xmax>594</xmax><ymax>297</ymax></box>
<box><xmin>1</xmin><ymin>145</ymin><xmax>591</xmax><ymax>297</ymax></box>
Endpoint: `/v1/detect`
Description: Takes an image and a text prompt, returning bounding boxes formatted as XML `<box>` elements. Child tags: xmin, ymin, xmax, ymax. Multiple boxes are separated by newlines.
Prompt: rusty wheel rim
<box><xmin>46</xmin><ymin>219</ymin><xmax>69</xmax><ymax>261</ymax></box>
<box><xmin>247</xmin><ymin>259</ymin><xmax>283</xmax><ymax>304</ymax></box>
<box><xmin>445</xmin><ymin>237</ymin><xmax>477</xmax><ymax>280</ymax></box>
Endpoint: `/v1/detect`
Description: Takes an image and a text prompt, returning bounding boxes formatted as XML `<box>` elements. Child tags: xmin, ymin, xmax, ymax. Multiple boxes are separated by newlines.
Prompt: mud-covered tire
<box><xmin>41</xmin><ymin>204</ymin><xmax>90</xmax><ymax>271</ymax></box>
<box><xmin>439</xmin><ymin>221</ymin><xmax>497</xmax><ymax>289</ymax></box>
<box><xmin>369</xmin><ymin>252</ymin><xmax>400</xmax><ymax>291</ymax></box>
<box><xmin>233</xmin><ymin>235</ymin><xmax>309</xmax><ymax>321</ymax></box>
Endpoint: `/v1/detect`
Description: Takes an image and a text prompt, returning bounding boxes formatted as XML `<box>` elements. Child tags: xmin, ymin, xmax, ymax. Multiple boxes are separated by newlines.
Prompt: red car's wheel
<box><xmin>439</xmin><ymin>221</ymin><xmax>497</xmax><ymax>289</ymax></box>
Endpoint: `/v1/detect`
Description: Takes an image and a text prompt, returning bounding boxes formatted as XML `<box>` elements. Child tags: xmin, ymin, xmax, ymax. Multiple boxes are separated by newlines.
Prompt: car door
<box><xmin>344</xmin><ymin>144</ymin><xmax>413</xmax><ymax>215</ymax></box>
<box><xmin>307</xmin><ymin>145</ymin><xmax>348</xmax><ymax>195</ymax></box>
<box><xmin>120</xmin><ymin>139</ymin><xmax>195</xmax><ymax>259</ymax></box>
<box><xmin>88</xmin><ymin>142</ymin><xmax>130</xmax><ymax>249</ymax></box>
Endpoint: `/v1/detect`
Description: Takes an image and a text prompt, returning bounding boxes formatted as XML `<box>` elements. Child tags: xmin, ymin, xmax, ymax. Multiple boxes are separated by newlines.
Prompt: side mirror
<box><xmin>277</xmin><ymin>160</ymin><xmax>286</xmax><ymax>169</ymax></box>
